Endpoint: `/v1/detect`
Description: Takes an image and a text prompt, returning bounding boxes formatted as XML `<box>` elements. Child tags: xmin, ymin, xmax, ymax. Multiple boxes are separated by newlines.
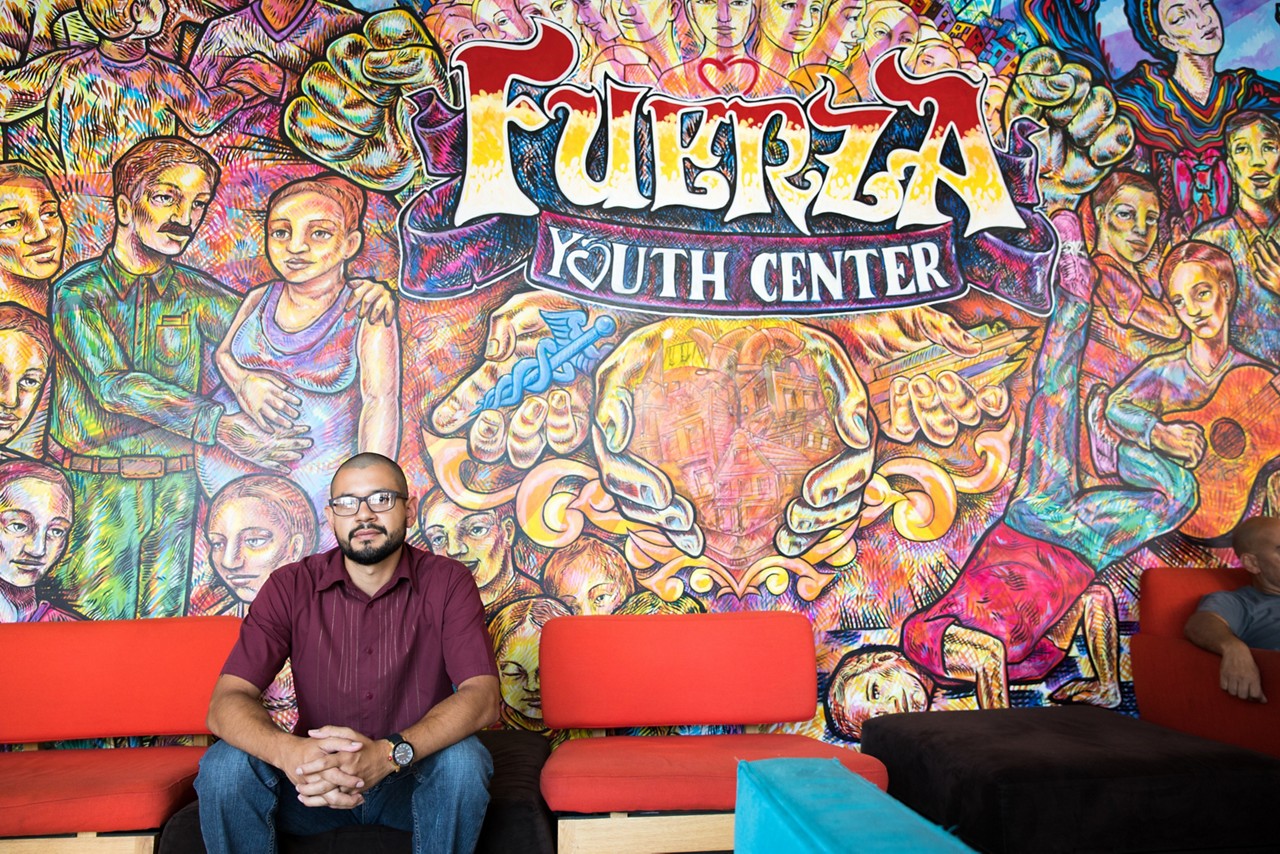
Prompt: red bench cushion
<box><xmin>541</xmin><ymin>613</ymin><xmax>818</xmax><ymax>727</ymax></box>
<box><xmin>540</xmin><ymin>734</ymin><xmax>888</xmax><ymax>813</ymax></box>
<box><xmin>0</xmin><ymin>747</ymin><xmax>205</xmax><ymax>836</ymax></box>
<box><xmin>1138</xmin><ymin>566</ymin><xmax>1252</xmax><ymax>638</ymax></box>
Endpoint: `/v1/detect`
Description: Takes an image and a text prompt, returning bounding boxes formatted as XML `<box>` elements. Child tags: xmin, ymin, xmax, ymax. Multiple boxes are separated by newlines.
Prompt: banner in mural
<box><xmin>0</xmin><ymin>0</ymin><xmax>1277</xmax><ymax>745</ymax></box>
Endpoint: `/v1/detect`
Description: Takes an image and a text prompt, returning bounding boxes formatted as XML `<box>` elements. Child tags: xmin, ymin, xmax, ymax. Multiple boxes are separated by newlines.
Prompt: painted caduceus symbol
<box><xmin>473</xmin><ymin>310</ymin><xmax>618</xmax><ymax>414</ymax></box>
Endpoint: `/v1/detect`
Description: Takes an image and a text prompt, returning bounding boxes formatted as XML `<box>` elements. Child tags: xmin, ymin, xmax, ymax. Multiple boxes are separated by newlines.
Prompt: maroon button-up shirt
<box><xmin>222</xmin><ymin>545</ymin><xmax>498</xmax><ymax>738</ymax></box>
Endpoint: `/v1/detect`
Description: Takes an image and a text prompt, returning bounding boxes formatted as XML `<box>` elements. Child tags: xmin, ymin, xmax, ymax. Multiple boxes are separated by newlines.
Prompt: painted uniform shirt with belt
<box><xmin>49</xmin><ymin>252</ymin><xmax>238</xmax><ymax>457</ymax></box>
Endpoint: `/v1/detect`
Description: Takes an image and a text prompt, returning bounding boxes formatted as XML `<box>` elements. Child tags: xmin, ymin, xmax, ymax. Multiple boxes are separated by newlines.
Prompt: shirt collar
<box><xmin>104</xmin><ymin>250</ymin><xmax>175</xmax><ymax>299</ymax></box>
<box><xmin>316</xmin><ymin>544</ymin><xmax>418</xmax><ymax>597</ymax></box>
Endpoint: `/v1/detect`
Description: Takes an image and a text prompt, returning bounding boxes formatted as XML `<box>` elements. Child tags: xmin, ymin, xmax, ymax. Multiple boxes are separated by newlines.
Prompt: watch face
<box><xmin>392</xmin><ymin>741</ymin><xmax>414</xmax><ymax>766</ymax></box>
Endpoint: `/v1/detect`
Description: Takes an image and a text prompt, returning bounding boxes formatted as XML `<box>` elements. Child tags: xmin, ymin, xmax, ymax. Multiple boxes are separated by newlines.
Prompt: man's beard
<box><xmin>339</xmin><ymin>523</ymin><xmax>406</xmax><ymax>565</ymax></box>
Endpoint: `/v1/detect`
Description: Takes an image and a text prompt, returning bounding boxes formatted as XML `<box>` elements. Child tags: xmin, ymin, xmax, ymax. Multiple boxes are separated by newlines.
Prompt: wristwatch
<box><xmin>386</xmin><ymin>733</ymin><xmax>414</xmax><ymax>771</ymax></box>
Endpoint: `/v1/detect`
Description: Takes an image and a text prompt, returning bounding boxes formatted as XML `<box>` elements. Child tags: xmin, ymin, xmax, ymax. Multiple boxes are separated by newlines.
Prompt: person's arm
<box><xmin>52</xmin><ymin>284</ymin><xmax>225</xmax><ymax>444</ymax></box>
<box><xmin>941</xmin><ymin>624</ymin><xmax>1009</xmax><ymax>709</ymax></box>
<box><xmin>355</xmin><ymin>313</ymin><xmax>401</xmax><ymax>458</ymax></box>
<box><xmin>0</xmin><ymin>49</ymin><xmax>67</xmax><ymax>121</ymax></box>
<box><xmin>1095</xmin><ymin>263</ymin><xmax>1181</xmax><ymax>340</ymax></box>
<box><xmin>1185</xmin><ymin>609</ymin><xmax>1266</xmax><ymax>703</ymax></box>
<box><xmin>214</xmin><ymin>288</ymin><xmax>303</xmax><ymax>432</ymax></box>
<box><xmin>302</xmin><ymin>675</ymin><xmax>499</xmax><ymax>801</ymax></box>
<box><xmin>1105</xmin><ymin>359</ymin><xmax>1204</xmax><ymax>465</ymax></box>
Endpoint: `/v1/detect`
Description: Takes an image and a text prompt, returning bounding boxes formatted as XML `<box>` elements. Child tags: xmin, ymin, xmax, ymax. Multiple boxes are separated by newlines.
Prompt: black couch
<box><xmin>159</xmin><ymin>729</ymin><xmax>555</xmax><ymax>854</ymax></box>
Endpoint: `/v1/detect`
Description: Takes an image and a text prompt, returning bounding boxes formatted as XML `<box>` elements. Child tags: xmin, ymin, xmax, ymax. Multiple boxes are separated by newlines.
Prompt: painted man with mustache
<box><xmin>47</xmin><ymin>136</ymin><xmax>312</xmax><ymax>620</ymax></box>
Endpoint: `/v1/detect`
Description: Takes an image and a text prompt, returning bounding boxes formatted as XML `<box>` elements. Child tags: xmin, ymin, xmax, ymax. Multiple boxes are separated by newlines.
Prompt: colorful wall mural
<box><xmin>1</xmin><ymin>0</ymin><xmax>1278</xmax><ymax>747</ymax></box>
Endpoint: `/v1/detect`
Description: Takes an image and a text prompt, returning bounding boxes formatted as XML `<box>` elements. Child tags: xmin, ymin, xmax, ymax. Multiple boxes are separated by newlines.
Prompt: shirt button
<box><xmin>366</xmin><ymin>647</ymin><xmax>373</xmax><ymax>655</ymax></box>
<box><xmin>365</xmin><ymin>692</ymin><xmax>374</xmax><ymax>700</ymax></box>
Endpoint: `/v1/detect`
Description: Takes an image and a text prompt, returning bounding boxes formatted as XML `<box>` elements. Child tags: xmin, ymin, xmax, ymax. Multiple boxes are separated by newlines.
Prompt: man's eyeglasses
<box><xmin>327</xmin><ymin>491</ymin><xmax>407</xmax><ymax>516</ymax></box>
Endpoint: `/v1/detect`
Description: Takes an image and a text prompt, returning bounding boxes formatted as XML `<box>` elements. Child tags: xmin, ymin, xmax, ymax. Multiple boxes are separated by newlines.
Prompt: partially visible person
<box><xmin>658</xmin><ymin>0</ymin><xmax>792</xmax><ymax>97</ymax></box>
<box><xmin>419</xmin><ymin>490</ymin><xmax>539</xmax><ymax>610</ymax></box>
<box><xmin>543</xmin><ymin>535</ymin><xmax>634</xmax><ymax>616</ymax></box>
<box><xmin>0</xmin><ymin>161</ymin><xmax>64</xmax><ymax>314</ymax></box>
<box><xmin>199</xmin><ymin>173</ymin><xmax>401</xmax><ymax>541</ymax></box>
<box><xmin>613</xmin><ymin>589</ymin><xmax>705</xmax><ymax>614</ymax></box>
<box><xmin>197</xmin><ymin>453</ymin><xmax>500</xmax><ymax>854</ymax></box>
<box><xmin>842</xmin><ymin>0</ymin><xmax>918</xmax><ymax>101</ymax></box>
<box><xmin>48</xmin><ymin>136</ymin><xmax>311</xmax><ymax>621</ymax></box>
<box><xmin>752</xmin><ymin>0</ymin><xmax>824</xmax><ymax>77</ymax></box>
<box><xmin>0</xmin><ymin>458</ymin><xmax>75</xmax><ymax>622</ymax></box>
<box><xmin>1185</xmin><ymin>515</ymin><xmax>1280</xmax><ymax>703</ymax></box>
<box><xmin>196</xmin><ymin>473</ymin><xmax>317</xmax><ymax>732</ymax></box>
<box><xmin>0</xmin><ymin>302</ymin><xmax>52</xmax><ymax>459</ymax></box>
<box><xmin>1193</xmin><ymin>111</ymin><xmax>1280</xmax><ymax>366</ymax></box>
<box><xmin>488</xmin><ymin>596</ymin><xmax>571</xmax><ymax>732</ymax></box>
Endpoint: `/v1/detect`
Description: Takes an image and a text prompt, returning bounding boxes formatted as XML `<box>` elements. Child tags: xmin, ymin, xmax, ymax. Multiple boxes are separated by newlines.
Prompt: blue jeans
<box><xmin>195</xmin><ymin>736</ymin><xmax>493</xmax><ymax>854</ymax></box>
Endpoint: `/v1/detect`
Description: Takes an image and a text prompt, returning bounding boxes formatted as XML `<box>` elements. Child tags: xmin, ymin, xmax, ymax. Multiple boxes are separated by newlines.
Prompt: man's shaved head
<box><xmin>1231</xmin><ymin>516</ymin><xmax>1280</xmax><ymax>560</ymax></box>
<box><xmin>330</xmin><ymin>453</ymin><xmax>408</xmax><ymax>496</ymax></box>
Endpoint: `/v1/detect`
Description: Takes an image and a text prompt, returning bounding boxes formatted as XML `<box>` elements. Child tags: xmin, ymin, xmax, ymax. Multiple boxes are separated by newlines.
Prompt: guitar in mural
<box><xmin>1169</xmin><ymin>364</ymin><xmax>1280</xmax><ymax>540</ymax></box>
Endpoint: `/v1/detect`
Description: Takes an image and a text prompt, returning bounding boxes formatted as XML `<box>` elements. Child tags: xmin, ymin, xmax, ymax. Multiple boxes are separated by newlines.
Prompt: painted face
<box><xmin>1227</xmin><ymin>121</ymin><xmax>1280</xmax><ymax>205</ymax></box>
<box><xmin>473</xmin><ymin>0</ymin><xmax>530</xmax><ymax>39</ymax></box>
<box><xmin>575</xmin><ymin>0</ymin><xmax>622</xmax><ymax>41</ymax></box>
<box><xmin>122</xmin><ymin>163</ymin><xmax>213</xmax><ymax>258</ymax></box>
<box><xmin>828</xmin><ymin>651</ymin><xmax>930</xmax><ymax>738</ymax></box>
<box><xmin>0</xmin><ymin>178</ymin><xmax>64</xmax><ymax>282</ymax></box>
<box><xmin>548</xmin><ymin>562</ymin><xmax>629</xmax><ymax>615</ymax></box>
<box><xmin>826</xmin><ymin>0</ymin><xmax>865</xmax><ymax>63</ymax></box>
<box><xmin>1168</xmin><ymin>260</ymin><xmax>1230</xmax><ymax>341</ymax></box>
<box><xmin>0</xmin><ymin>477</ymin><xmax>72</xmax><ymax>589</ymax></box>
<box><xmin>1099</xmin><ymin>184</ymin><xmax>1160</xmax><ymax>265</ymax></box>
<box><xmin>1156</xmin><ymin>0</ymin><xmax>1222</xmax><ymax>58</ymax></box>
<box><xmin>862</xmin><ymin>6</ymin><xmax>917</xmax><ymax>66</ymax></box>
<box><xmin>0</xmin><ymin>330</ymin><xmax>48</xmax><ymax>445</ymax></box>
<box><xmin>908</xmin><ymin>39</ymin><xmax>958</xmax><ymax>75</ymax></box>
<box><xmin>266</xmin><ymin>190</ymin><xmax>360</xmax><ymax>285</ymax></box>
<box><xmin>497</xmin><ymin>622</ymin><xmax>543</xmax><ymax>719</ymax></box>
<box><xmin>435</xmin><ymin>6</ymin><xmax>483</xmax><ymax>54</ymax></box>
<box><xmin>547</xmin><ymin>0</ymin><xmax>585</xmax><ymax>39</ymax></box>
<box><xmin>758</xmin><ymin>0</ymin><xmax>824</xmax><ymax>53</ymax></box>
<box><xmin>420</xmin><ymin>498</ymin><xmax>515</xmax><ymax>594</ymax></box>
<box><xmin>613</xmin><ymin>0</ymin><xmax>674</xmax><ymax>43</ymax></box>
<box><xmin>325</xmin><ymin>462</ymin><xmax>414</xmax><ymax>566</ymax></box>
<box><xmin>688</xmin><ymin>0</ymin><xmax>755</xmax><ymax>50</ymax></box>
<box><xmin>207</xmin><ymin>496</ymin><xmax>302</xmax><ymax>604</ymax></box>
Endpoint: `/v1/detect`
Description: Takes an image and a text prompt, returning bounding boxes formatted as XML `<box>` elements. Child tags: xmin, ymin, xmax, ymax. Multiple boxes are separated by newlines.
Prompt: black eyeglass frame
<box><xmin>326</xmin><ymin>491</ymin><xmax>408</xmax><ymax>516</ymax></box>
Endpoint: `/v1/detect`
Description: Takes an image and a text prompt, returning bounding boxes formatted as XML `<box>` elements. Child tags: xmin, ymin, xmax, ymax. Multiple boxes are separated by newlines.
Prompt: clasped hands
<box><xmin>283</xmin><ymin>726</ymin><xmax>395</xmax><ymax>809</ymax></box>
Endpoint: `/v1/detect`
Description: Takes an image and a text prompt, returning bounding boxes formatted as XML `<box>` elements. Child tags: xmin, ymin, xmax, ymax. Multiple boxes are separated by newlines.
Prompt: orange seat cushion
<box><xmin>540</xmin><ymin>734</ymin><xmax>888</xmax><ymax>813</ymax></box>
<box><xmin>0</xmin><ymin>747</ymin><xmax>205</xmax><ymax>836</ymax></box>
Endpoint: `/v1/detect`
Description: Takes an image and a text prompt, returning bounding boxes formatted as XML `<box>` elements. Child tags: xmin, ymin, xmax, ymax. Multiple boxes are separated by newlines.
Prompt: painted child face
<box><xmin>0</xmin><ymin>477</ymin><xmax>71</xmax><ymax>589</ymax></box>
<box><xmin>862</xmin><ymin>6</ymin><xmax>917</xmax><ymax>66</ymax></box>
<box><xmin>1099</xmin><ymin>185</ymin><xmax>1160</xmax><ymax>265</ymax></box>
<box><xmin>207</xmin><ymin>496</ymin><xmax>302</xmax><ymax>604</ymax></box>
<box><xmin>0</xmin><ymin>178</ymin><xmax>64</xmax><ymax>282</ymax></box>
<box><xmin>549</xmin><ymin>562</ymin><xmax>628</xmax><ymax>615</ymax></box>
<box><xmin>266</xmin><ymin>190</ymin><xmax>361</xmax><ymax>285</ymax></box>
<box><xmin>0</xmin><ymin>330</ymin><xmax>48</xmax><ymax>445</ymax></box>
<box><xmin>1168</xmin><ymin>260</ymin><xmax>1230</xmax><ymax>341</ymax></box>
<box><xmin>497</xmin><ymin>622</ymin><xmax>543</xmax><ymax>719</ymax></box>
<box><xmin>828</xmin><ymin>651</ymin><xmax>929</xmax><ymax>738</ymax></box>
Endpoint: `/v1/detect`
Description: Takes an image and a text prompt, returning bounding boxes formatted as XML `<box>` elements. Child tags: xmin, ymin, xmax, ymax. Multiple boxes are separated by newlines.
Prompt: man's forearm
<box><xmin>208</xmin><ymin>682</ymin><xmax>300</xmax><ymax>771</ymax></box>
<box><xmin>399</xmin><ymin>676</ymin><xmax>501</xmax><ymax>760</ymax></box>
<box><xmin>1185</xmin><ymin>611</ymin><xmax>1251</xmax><ymax>656</ymax></box>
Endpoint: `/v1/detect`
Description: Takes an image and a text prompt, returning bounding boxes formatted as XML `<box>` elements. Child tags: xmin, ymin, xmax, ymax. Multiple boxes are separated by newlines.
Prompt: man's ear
<box><xmin>1241</xmin><ymin>552</ymin><xmax>1262</xmax><ymax>576</ymax></box>
<box><xmin>114</xmin><ymin>195</ymin><xmax>132</xmax><ymax>226</ymax></box>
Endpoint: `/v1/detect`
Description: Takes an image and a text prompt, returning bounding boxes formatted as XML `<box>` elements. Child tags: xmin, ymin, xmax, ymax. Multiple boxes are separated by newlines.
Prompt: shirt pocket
<box><xmin>154</xmin><ymin>312</ymin><xmax>195</xmax><ymax>367</ymax></box>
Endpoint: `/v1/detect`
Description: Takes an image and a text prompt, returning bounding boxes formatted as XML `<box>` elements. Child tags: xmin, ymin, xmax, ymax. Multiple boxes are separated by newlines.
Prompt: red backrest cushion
<box><xmin>1139</xmin><ymin>566</ymin><xmax>1253</xmax><ymax>638</ymax></box>
<box><xmin>539</xmin><ymin>611</ymin><xmax>817</xmax><ymax>728</ymax></box>
<box><xmin>0</xmin><ymin>617</ymin><xmax>242</xmax><ymax>743</ymax></box>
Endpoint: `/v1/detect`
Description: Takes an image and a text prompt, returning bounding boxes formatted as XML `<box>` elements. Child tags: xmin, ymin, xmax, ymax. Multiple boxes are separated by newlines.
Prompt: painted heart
<box><xmin>695</xmin><ymin>57</ymin><xmax>760</xmax><ymax>95</ymax></box>
<box><xmin>565</xmin><ymin>240</ymin><xmax>611</xmax><ymax>291</ymax></box>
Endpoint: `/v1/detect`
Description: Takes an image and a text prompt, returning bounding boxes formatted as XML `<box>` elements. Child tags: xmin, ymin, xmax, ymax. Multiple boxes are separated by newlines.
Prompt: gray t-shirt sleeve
<box><xmin>1198</xmin><ymin>590</ymin><xmax>1249</xmax><ymax>638</ymax></box>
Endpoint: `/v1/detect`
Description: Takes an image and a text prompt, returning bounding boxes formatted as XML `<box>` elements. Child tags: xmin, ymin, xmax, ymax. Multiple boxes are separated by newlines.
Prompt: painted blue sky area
<box><xmin>1095</xmin><ymin>0</ymin><xmax>1278</xmax><ymax>77</ymax></box>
